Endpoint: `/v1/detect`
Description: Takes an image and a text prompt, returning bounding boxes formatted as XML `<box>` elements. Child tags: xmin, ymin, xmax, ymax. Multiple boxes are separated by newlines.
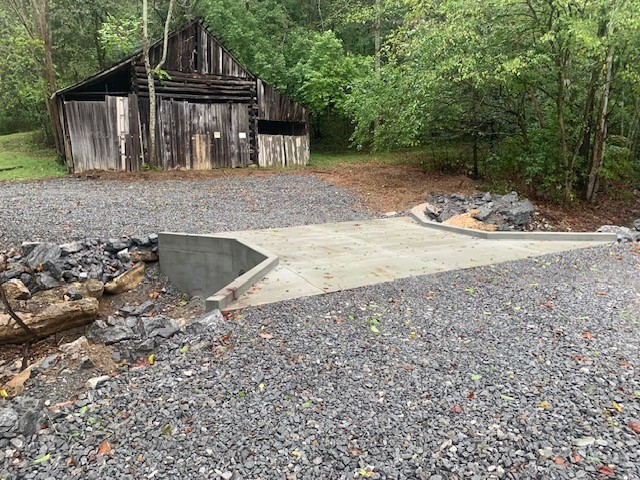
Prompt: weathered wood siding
<box><xmin>147</xmin><ymin>21</ymin><xmax>251</xmax><ymax>78</ymax></box>
<box><xmin>257</xmin><ymin>79</ymin><xmax>307</xmax><ymax>124</ymax></box>
<box><xmin>258</xmin><ymin>134</ymin><xmax>309</xmax><ymax>167</ymax></box>
<box><xmin>64</xmin><ymin>97</ymin><xmax>126</xmax><ymax>172</ymax></box>
<box><xmin>139</xmin><ymin>98</ymin><xmax>251</xmax><ymax>169</ymax></box>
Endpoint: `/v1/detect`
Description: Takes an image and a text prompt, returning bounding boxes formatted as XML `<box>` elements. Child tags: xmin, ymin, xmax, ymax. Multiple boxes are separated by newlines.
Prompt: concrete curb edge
<box><xmin>409</xmin><ymin>204</ymin><xmax>618</xmax><ymax>242</ymax></box>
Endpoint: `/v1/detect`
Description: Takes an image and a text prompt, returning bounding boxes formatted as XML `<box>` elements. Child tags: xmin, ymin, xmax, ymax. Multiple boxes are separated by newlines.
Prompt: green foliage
<box><xmin>99</xmin><ymin>14</ymin><xmax>141</xmax><ymax>63</ymax></box>
<box><xmin>0</xmin><ymin>11</ymin><xmax>48</xmax><ymax>134</ymax></box>
<box><xmin>486</xmin><ymin>129</ymin><xmax>566</xmax><ymax>201</ymax></box>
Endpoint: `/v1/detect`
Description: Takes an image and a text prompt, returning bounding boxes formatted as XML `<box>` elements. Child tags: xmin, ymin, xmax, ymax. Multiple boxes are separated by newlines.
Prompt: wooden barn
<box><xmin>52</xmin><ymin>20</ymin><xmax>309</xmax><ymax>173</ymax></box>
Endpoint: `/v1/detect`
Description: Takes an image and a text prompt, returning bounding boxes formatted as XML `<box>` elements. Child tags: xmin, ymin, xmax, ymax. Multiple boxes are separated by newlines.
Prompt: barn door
<box><xmin>64</xmin><ymin>99</ymin><xmax>120</xmax><ymax>172</ymax></box>
<box><xmin>231</xmin><ymin>103</ymin><xmax>251</xmax><ymax>167</ymax></box>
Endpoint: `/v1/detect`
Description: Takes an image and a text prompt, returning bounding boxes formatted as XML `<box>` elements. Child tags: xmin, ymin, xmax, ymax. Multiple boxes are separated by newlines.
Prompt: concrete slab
<box><xmin>221</xmin><ymin>217</ymin><xmax>611</xmax><ymax>310</ymax></box>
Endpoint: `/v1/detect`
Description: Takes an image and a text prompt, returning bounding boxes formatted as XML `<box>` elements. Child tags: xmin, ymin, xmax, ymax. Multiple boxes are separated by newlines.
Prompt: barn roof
<box><xmin>52</xmin><ymin>19</ymin><xmax>255</xmax><ymax>99</ymax></box>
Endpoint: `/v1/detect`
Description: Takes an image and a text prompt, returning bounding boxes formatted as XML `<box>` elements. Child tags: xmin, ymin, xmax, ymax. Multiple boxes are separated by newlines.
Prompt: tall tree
<box><xmin>141</xmin><ymin>0</ymin><xmax>175</xmax><ymax>167</ymax></box>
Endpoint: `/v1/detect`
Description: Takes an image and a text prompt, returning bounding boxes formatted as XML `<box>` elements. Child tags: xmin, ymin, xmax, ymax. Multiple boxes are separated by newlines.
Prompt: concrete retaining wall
<box><xmin>159</xmin><ymin>233</ymin><xmax>279</xmax><ymax>311</ymax></box>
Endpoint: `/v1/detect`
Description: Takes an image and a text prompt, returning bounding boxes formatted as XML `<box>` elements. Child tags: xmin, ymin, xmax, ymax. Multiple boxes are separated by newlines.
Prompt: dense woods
<box><xmin>1</xmin><ymin>0</ymin><xmax>639</xmax><ymax>202</ymax></box>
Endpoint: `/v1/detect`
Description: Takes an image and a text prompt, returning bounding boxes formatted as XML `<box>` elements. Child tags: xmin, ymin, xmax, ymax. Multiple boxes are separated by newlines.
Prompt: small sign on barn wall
<box><xmin>239</xmin><ymin>132</ymin><xmax>247</xmax><ymax>139</ymax></box>
<box><xmin>214</xmin><ymin>131</ymin><xmax>221</xmax><ymax>139</ymax></box>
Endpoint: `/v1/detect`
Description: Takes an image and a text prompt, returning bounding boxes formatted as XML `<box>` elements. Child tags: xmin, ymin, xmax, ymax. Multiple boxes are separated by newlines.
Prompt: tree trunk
<box><xmin>373</xmin><ymin>0</ymin><xmax>381</xmax><ymax>135</ymax></box>
<box><xmin>586</xmin><ymin>42</ymin><xmax>615</xmax><ymax>202</ymax></box>
<box><xmin>32</xmin><ymin>0</ymin><xmax>62</xmax><ymax>155</ymax></box>
<box><xmin>556</xmin><ymin>55</ymin><xmax>573</xmax><ymax>203</ymax></box>
<box><xmin>529</xmin><ymin>86</ymin><xmax>545</xmax><ymax>128</ymax></box>
<box><xmin>142</xmin><ymin>0</ymin><xmax>175</xmax><ymax>167</ymax></box>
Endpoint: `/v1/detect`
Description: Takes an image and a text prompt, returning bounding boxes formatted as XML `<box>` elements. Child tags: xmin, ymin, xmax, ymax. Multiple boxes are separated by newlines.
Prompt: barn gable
<box><xmin>53</xmin><ymin>20</ymin><xmax>309</xmax><ymax>173</ymax></box>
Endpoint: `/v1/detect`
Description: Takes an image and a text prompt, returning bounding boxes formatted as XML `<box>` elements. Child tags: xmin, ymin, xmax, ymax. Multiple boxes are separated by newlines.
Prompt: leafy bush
<box><xmin>485</xmin><ymin>128</ymin><xmax>565</xmax><ymax>201</ymax></box>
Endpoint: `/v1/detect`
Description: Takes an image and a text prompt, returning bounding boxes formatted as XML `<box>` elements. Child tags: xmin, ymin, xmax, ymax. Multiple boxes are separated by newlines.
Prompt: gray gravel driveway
<box><xmin>0</xmin><ymin>174</ymin><xmax>372</xmax><ymax>247</ymax></box>
<box><xmin>4</xmin><ymin>244</ymin><xmax>639</xmax><ymax>479</ymax></box>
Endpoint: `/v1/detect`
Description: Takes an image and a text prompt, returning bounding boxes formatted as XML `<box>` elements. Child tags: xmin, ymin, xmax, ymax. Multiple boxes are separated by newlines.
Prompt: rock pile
<box><xmin>424</xmin><ymin>192</ymin><xmax>537</xmax><ymax>231</ymax></box>
<box><xmin>86</xmin><ymin>302</ymin><xmax>181</xmax><ymax>360</ymax></box>
<box><xmin>0</xmin><ymin>234</ymin><xmax>158</xmax><ymax>294</ymax></box>
<box><xmin>597</xmin><ymin>224</ymin><xmax>640</xmax><ymax>242</ymax></box>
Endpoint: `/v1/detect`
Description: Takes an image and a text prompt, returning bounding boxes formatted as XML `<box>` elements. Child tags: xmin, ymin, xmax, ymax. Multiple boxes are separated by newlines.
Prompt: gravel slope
<box><xmin>0</xmin><ymin>174</ymin><xmax>372</xmax><ymax>247</ymax></box>
<box><xmin>4</xmin><ymin>244</ymin><xmax>639</xmax><ymax>480</ymax></box>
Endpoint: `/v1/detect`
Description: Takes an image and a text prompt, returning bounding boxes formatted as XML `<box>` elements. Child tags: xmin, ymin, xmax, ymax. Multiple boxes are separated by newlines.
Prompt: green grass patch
<box><xmin>308</xmin><ymin>142</ymin><xmax>479</xmax><ymax>175</ymax></box>
<box><xmin>309</xmin><ymin>149</ymin><xmax>427</xmax><ymax>168</ymax></box>
<box><xmin>0</xmin><ymin>131</ymin><xmax>66</xmax><ymax>181</ymax></box>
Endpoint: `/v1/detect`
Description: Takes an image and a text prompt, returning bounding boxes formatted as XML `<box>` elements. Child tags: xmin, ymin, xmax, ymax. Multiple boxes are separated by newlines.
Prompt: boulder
<box><xmin>131</xmin><ymin>234</ymin><xmax>151</xmax><ymax>246</ymax></box>
<box><xmin>0</xmin><ymin>397</ymin><xmax>44</xmax><ymax>438</ymax></box>
<box><xmin>633</xmin><ymin>219</ymin><xmax>640</xmax><ymax>231</ymax></box>
<box><xmin>498</xmin><ymin>198</ymin><xmax>535</xmax><ymax>227</ymax></box>
<box><xmin>59</xmin><ymin>241</ymin><xmax>85</xmax><ymax>255</ymax></box>
<box><xmin>139</xmin><ymin>315</ymin><xmax>179</xmax><ymax>339</ymax></box>
<box><xmin>104</xmin><ymin>262</ymin><xmax>145</xmax><ymax>294</ymax></box>
<box><xmin>23</xmin><ymin>242</ymin><xmax>61</xmax><ymax>270</ymax></box>
<box><xmin>86</xmin><ymin>321</ymin><xmax>135</xmax><ymax>345</ymax></box>
<box><xmin>105</xmin><ymin>238</ymin><xmax>130</xmax><ymax>253</ymax></box>
<box><xmin>2</xmin><ymin>279</ymin><xmax>31</xmax><ymax>300</ymax></box>
<box><xmin>597</xmin><ymin>225</ymin><xmax>638</xmax><ymax>242</ymax></box>
<box><xmin>0</xmin><ymin>297</ymin><xmax>99</xmax><ymax>344</ymax></box>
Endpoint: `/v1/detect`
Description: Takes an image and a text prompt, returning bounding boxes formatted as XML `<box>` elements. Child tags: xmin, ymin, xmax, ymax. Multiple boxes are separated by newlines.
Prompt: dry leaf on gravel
<box><xmin>97</xmin><ymin>441</ymin><xmax>111</xmax><ymax>455</ymax></box>
<box><xmin>595</xmin><ymin>465</ymin><xmax>615</xmax><ymax>477</ymax></box>
<box><xmin>553</xmin><ymin>457</ymin><xmax>568</xmax><ymax>467</ymax></box>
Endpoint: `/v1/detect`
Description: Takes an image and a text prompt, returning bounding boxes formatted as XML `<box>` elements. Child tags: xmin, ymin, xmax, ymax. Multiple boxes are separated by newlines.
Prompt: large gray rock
<box><xmin>86</xmin><ymin>321</ymin><xmax>135</xmax><ymax>345</ymax></box>
<box><xmin>131</xmin><ymin>234</ymin><xmax>151</xmax><ymax>246</ymax></box>
<box><xmin>23</xmin><ymin>243</ymin><xmax>61</xmax><ymax>270</ymax></box>
<box><xmin>105</xmin><ymin>238</ymin><xmax>130</xmax><ymax>253</ymax></box>
<box><xmin>597</xmin><ymin>225</ymin><xmax>638</xmax><ymax>242</ymax></box>
<box><xmin>59</xmin><ymin>241</ymin><xmax>84</xmax><ymax>255</ymax></box>
<box><xmin>0</xmin><ymin>397</ymin><xmax>44</xmax><ymax>438</ymax></box>
<box><xmin>633</xmin><ymin>219</ymin><xmax>640</xmax><ymax>231</ymax></box>
<box><xmin>139</xmin><ymin>316</ymin><xmax>179</xmax><ymax>339</ymax></box>
<box><xmin>498</xmin><ymin>198</ymin><xmax>535</xmax><ymax>227</ymax></box>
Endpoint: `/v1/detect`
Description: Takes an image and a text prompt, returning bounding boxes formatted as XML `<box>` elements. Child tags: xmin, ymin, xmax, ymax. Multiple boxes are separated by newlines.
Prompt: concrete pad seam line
<box><xmin>273</xmin><ymin>264</ymin><xmax>328</xmax><ymax>294</ymax></box>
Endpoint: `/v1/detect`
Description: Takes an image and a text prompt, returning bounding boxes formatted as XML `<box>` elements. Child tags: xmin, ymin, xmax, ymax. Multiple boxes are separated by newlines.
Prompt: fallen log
<box><xmin>0</xmin><ymin>298</ymin><xmax>99</xmax><ymax>344</ymax></box>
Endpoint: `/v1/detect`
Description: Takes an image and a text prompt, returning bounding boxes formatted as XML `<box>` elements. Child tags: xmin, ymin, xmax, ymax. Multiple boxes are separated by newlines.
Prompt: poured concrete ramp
<box><xmin>220</xmin><ymin>217</ymin><xmax>610</xmax><ymax>310</ymax></box>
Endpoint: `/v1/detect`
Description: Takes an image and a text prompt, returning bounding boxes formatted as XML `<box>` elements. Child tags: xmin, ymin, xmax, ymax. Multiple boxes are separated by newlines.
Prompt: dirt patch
<box><xmin>535</xmin><ymin>193</ymin><xmax>640</xmax><ymax>232</ymax></box>
<box><xmin>309</xmin><ymin>163</ymin><xmax>639</xmax><ymax>231</ymax></box>
<box><xmin>72</xmin><ymin>166</ymin><xmax>279</xmax><ymax>182</ymax></box>
<box><xmin>308</xmin><ymin>162</ymin><xmax>480</xmax><ymax>213</ymax></box>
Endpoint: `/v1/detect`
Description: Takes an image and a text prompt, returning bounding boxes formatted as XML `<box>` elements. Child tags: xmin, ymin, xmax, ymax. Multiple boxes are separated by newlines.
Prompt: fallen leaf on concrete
<box><xmin>629</xmin><ymin>422</ymin><xmax>640</xmax><ymax>434</ymax></box>
<box><xmin>595</xmin><ymin>291</ymin><xmax>607</xmax><ymax>296</ymax></box>
<box><xmin>451</xmin><ymin>404</ymin><xmax>464</xmax><ymax>414</ymax></box>
<box><xmin>582</xmin><ymin>331</ymin><xmax>593</xmax><ymax>339</ymax></box>
<box><xmin>571</xmin><ymin>454</ymin><xmax>581</xmax><ymax>462</ymax></box>
<box><xmin>553</xmin><ymin>457</ymin><xmax>568</xmax><ymax>467</ymax></box>
<box><xmin>258</xmin><ymin>333</ymin><xmax>273</xmax><ymax>339</ymax></box>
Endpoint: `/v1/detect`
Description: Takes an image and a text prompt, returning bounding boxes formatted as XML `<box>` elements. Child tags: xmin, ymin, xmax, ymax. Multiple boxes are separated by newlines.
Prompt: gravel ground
<box><xmin>0</xmin><ymin>174</ymin><xmax>372</xmax><ymax>247</ymax></box>
<box><xmin>3</xmin><ymin>244</ymin><xmax>639</xmax><ymax>480</ymax></box>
